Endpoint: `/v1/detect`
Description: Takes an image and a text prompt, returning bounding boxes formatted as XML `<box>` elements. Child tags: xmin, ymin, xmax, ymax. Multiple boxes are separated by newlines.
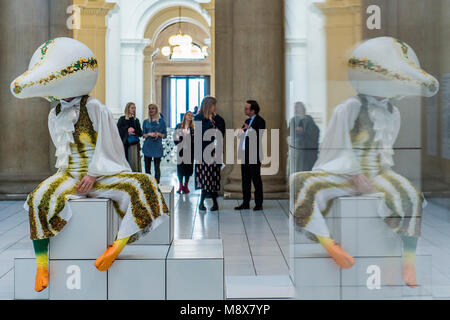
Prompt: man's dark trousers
<box><xmin>241</xmin><ymin>163</ymin><xmax>263</xmax><ymax>207</ymax></box>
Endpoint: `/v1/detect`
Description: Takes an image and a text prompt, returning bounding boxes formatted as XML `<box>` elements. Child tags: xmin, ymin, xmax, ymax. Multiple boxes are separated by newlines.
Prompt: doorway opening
<box><xmin>162</xmin><ymin>75</ymin><xmax>211</xmax><ymax>128</ymax></box>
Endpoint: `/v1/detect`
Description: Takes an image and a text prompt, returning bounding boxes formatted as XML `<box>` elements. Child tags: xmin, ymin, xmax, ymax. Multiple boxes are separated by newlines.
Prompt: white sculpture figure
<box><xmin>11</xmin><ymin>37</ymin><xmax>169</xmax><ymax>292</ymax></box>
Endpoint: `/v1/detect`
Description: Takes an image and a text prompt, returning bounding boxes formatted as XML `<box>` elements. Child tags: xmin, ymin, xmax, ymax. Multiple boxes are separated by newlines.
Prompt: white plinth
<box><xmin>130</xmin><ymin>185</ymin><xmax>175</xmax><ymax>245</ymax></box>
<box><xmin>14</xmin><ymin>258</ymin><xmax>49</xmax><ymax>300</ymax></box>
<box><xmin>49</xmin><ymin>260</ymin><xmax>107</xmax><ymax>300</ymax></box>
<box><xmin>290</xmin><ymin>197</ymin><xmax>402</xmax><ymax>256</ymax></box>
<box><xmin>328</xmin><ymin>197</ymin><xmax>402</xmax><ymax>257</ymax></box>
<box><xmin>108</xmin><ymin>245</ymin><xmax>169</xmax><ymax>300</ymax></box>
<box><xmin>166</xmin><ymin>239</ymin><xmax>224</xmax><ymax>300</ymax></box>
<box><xmin>50</xmin><ymin>199</ymin><xmax>116</xmax><ymax>260</ymax></box>
<box><xmin>341</xmin><ymin>255</ymin><xmax>432</xmax><ymax>300</ymax></box>
<box><xmin>291</xmin><ymin>243</ymin><xmax>341</xmax><ymax>300</ymax></box>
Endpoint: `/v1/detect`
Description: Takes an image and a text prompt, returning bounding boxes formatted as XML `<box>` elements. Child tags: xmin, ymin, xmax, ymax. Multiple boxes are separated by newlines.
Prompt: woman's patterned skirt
<box><xmin>195</xmin><ymin>163</ymin><xmax>221</xmax><ymax>194</ymax></box>
<box><xmin>25</xmin><ymin>171</ymin><xmax>169</xmax><ymax>243</ymax></box>
<box><xmin>292</xmin><ymin>169</ymin><xmax>423</xmax><ymax>239</ymax></box>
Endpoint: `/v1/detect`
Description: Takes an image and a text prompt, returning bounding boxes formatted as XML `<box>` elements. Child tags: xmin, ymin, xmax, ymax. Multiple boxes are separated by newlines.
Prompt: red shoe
<box><xmin>177</xmin><ymin>183</ymin><xmax>183</xmax><ymax>194</ymax></box>
<box><xmin>183</xmin><ymin>183</ymin><xmax>190</xmax><ymax>194</ymax></box>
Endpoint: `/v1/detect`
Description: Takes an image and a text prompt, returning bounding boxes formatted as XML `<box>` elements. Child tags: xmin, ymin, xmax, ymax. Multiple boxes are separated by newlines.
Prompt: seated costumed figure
<box><xmin>292</xmin><ymin>37</ymin><xmax>439</xmax><ymax>287</ymax></box>
<box><xmin>10</xmin><ymin>38</ymin><xmax>169</xmax><ymax>292</ymax></box>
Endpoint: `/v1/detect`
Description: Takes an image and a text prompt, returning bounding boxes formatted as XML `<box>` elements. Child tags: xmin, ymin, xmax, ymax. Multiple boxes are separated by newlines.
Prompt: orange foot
<box><xmin>324</xmin><ymin>242</ymin><xmax>355</xmax><ymax>269</ymax></box>
<box><xmin>403</xmin><ymin>264</ymin><xmax>418</xmax><ymax>288</ymax></box>
<box><xmin>94</xmin><ymin>246</ymin><xmax>120</xmax><ymax>271</ymax></box>
<box><xmin>35</xmin><ymin>267</ymin><xmax>49</xmax><ymax>292</ymax></box>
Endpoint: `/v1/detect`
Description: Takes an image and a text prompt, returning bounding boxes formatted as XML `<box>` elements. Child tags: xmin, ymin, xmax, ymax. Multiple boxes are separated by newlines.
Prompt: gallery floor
<box><xmin>0</xmin><ymin>167</ymin><xmax>449</xmax><ymax>299</ymax></box>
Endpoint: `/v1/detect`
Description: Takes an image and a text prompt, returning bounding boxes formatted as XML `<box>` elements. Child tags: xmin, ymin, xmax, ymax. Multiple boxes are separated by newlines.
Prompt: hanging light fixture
<box><xmin>161</xmin><ymin>6</ymin><xmax>207</xmax><ymax>60</ymax></box>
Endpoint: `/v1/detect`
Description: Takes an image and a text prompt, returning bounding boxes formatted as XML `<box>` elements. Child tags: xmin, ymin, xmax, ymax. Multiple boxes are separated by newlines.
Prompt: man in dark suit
<box><xmin>235</xmin><ymin>100</ymin><xmax>266</xmax><ymax>211</ymax></box>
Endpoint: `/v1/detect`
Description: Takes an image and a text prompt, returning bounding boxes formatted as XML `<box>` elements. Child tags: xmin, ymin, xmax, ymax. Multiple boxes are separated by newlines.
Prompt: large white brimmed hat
<box><xmin>348</xmin><ymin>37</ymin><xmax>439</xmax><ymax>98</ymax></box>
<box><xmin>10</xmin><ymin>37</ymin><xmax>98</xmax><ymax>101</ymax></box>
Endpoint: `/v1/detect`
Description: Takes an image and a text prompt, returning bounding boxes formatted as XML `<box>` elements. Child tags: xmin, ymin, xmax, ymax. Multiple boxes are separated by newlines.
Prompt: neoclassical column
<box><xmin>73</xmin><ymin>0</ymin><xmax>116</xmax><ymax>104</ymax></box>
<box><xmin>105</xmin><ymin>3</ymin><xmax>122</xmax><ymax>117</ymax></box>
<box><xmin>217</xmin><ymin>0</ymin><xmax>288</xmax><ymax>199</ymax></box>
<box><xmin>201</xmin><ymin>0</ymin><xmax>216</xmax><ymax>95</ymax></box>
<box><xmin>315</xmin><ymin>0</ymin><xmax>362</xmax><ymax>121</ymax></box>
<box><xmin>120</xmin><ymin>38</ymin><xmax>151</xmax><ymax>121</ymax></box>
<box><xmin>0</xmin><ymin>0</ymin><xmax>71</xmax><ymax>199</ymax></box>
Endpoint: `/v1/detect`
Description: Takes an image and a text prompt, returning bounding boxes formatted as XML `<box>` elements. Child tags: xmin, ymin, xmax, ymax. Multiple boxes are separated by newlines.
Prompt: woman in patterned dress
<box><xmin>194</xmin><ymin>97</ymin><xmax>226</xmax><ymax>211</ymax></box>
<box><xmin>10</xmin><ymin>38</ymin><xmax>169</xmax><ymax>292</ymax></box>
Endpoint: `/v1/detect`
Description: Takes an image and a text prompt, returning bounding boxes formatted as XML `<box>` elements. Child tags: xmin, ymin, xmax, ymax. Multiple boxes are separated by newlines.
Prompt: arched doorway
<box><xmin>105</xmin><ymin>0</ymin><xmax>214</xmax><ymax>122</ymax></box>
<box><xmin>144</xmin><ymin>20</ymin><xmax>212</xmax><ymax>127</ymax></box>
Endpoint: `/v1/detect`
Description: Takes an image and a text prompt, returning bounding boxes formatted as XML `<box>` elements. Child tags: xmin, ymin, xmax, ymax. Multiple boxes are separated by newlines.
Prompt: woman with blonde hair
<box><xmin>194</xmin><ymin>96</ymin><xmax>226</xmax><ymax>211</ymax></box>
<box><xmin>117</xmin><ymin>102</ymin><xmax>143</xmax><ymax>172</ymax></box>
<box><xmin>143</xmin><ymin>104</ymin><xmax>167</xmax><ymax>184</ymax></box>
<box><xmin>174</xmin><ymin>111</ymin><xmax>195</xmax><ymax>193</ymax></box>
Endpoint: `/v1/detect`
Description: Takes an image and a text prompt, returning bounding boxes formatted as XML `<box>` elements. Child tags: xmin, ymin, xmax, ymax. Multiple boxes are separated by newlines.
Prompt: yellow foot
<box><xmin>94</xmin><ymin>246</ymin><xmax>120</xmax><ymax>271</ymax></box>
<box><xmin>325</xmin><ymin>242</ymin><xmax>355</xmax><ymax>269</ymax></box>
<box><xmin>403</xmin><ymin>264</ymin><xmax>418</xmax><ymax>288</ymax></box>
<box><xmin>35</xmin><ymin>267</ymin><xmax>49</xmax><ymax>292</ymax></box>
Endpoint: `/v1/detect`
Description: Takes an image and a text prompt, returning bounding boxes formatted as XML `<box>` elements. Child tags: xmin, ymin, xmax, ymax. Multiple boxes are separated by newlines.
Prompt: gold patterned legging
<box><xmin>292</xmin><ymin>169</ymin><xmax>423</xmax><ymax>239</ymax></box>
<box><xmin>26</xmin><ymin>171</ymin><xmax>169</xmax><ymax>244</ymax></box>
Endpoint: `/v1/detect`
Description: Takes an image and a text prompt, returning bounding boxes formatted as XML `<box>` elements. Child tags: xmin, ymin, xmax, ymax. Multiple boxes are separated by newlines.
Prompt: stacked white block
<box><xmin>341</xmin><ymin>255</ymin><xmax>432</xmax><ymax>300</ymax></box>
<box><xmin>15</xmin><ymin>185</ymin><xmax>176</xmax><ymax>300</ymax></box>
<box><xmin>49</xmin><ymin>198</ymin><xmax>114</xmax><ymax>300</ymax></box>
<box><xmin>290</xmin><ymin>242</ymin><xmax>340</xmax><ymax>300</ymax></box>
<box><xmin>326</xmin><ymin>197</ymin><xmax>402</xmax><ymax>257</ymax></box>
<box><xmin>166</xmin><ymin>239</ymin><xmax>224</xmax><ymax>300</ymax></box>
<box><xmin>50</xmin><ymin>260</ymin><xmax>107</xmax><ymax>300</ymax></box>
<box><xmin>108</xmin><ymin>245</ymin><xmax>169</xmax><ymax>300</ymax></box>
<box><xmin>14</xmin><ymin>256</ymin><xmax>49</xmax><ymax>300</ymax></box>
<box><xmin>130</xmin><ymin>185</ymin><xmax>175</xmax><ymax>245</ymax></box>
<box><xmin>49</xmin><ymin>199</ymin><xmax>116</xmax><ymax>259</ymax></box>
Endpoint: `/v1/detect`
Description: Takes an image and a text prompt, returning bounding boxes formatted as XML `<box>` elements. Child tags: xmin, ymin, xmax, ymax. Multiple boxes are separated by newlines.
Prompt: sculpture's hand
<box><xmin>77</xmin><ymin>175</ymin><xmax>97</xmax><ymax>194</ymax></box>
<box><xmin>351</xmin><ymin>174</ymin><xmax>374</xmax><ymax>194</ymax></box>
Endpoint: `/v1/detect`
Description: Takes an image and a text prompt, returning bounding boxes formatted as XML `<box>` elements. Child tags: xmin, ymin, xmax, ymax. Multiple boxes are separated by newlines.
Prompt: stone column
<box><xmin>201</xmin><ymin>0</ymin><xmax>216</xmax><ymax>95</ymax></box>
<box><xmin>120</xmin><ymin>38</ymin><xmax>151</xmax><ymax>121</ymax></box>
<box><xmin>0</xmin><ymin>0</ymin><xmax>72</xmax><ymax>199</ymax></box>
<box><xmin>216</xmin><ymin>0</ymin><xmax>288</xmax><ymax>199</ymax></box>
<box><xmin>73</xmin><ymin>0</ymin><xmax>116</xmax><ymax>104</ymax></box>
<box><xmin>315</xmin><ymin>0</ymin><xmax>362</xmax><ymax>122</ymax></box>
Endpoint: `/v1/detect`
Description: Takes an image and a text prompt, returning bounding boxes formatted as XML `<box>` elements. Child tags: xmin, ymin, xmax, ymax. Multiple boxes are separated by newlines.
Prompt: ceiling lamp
<box><xmin>161</xmin><ymin>6</ymin><xmax>207</xmax><ymax>60</ymax></box>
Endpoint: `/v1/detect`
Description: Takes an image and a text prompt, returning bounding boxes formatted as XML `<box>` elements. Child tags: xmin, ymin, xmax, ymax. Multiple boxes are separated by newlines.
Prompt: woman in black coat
<box><xmin>174</xmin><ymin>111</ymin><xmax>195</xmax><ymax>194</ymax></box>
<box><xmin>117</xmin><ymin>102</ymin><xmax>143</xmax><ymax>172</ymax></box>
<box><xmin>194</xmin><ymin>96</ymin><xmax>226</xmax><ymax>211</ymax></box>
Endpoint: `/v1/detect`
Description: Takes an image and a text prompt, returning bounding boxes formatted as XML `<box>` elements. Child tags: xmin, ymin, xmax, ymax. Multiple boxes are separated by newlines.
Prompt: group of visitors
<box><xmin>117</xmin><ymin>96</ymin><xmax>277</xmax><ymax>212</ymax></box>
<box><xmin>117</xmin><ymin>103</ymin><xmax>167</xmax><ymax>184</ymax></box>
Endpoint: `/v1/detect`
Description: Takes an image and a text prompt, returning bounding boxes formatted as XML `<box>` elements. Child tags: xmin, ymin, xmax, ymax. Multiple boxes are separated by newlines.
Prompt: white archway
<box><xmin>128</xmin><ymin>0</ymin><xmax>211</xmax><ymax>39</ymax></box>
<box><xmin>113</xmin><ymin>0</ymin><xmax>212</xmax><ymax>121</ymax></box>
<box><xmin>150</xmin><ymin>16</ymin><xmax>210</xmax><ymax>46</ymax></box>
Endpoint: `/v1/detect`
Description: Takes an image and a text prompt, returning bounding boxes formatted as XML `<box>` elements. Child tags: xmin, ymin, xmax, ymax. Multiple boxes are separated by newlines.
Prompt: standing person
<box><xmin>174</xmin><ymin>111</ymin><xmax>195</xmax><ymax>194</ymax></box>
<box><xmin>142</xmin><ymin>104</ymin><xmax>167</xmax><ymax>184</ymax></box>
<box><xmin>117</xmin><ymin>102</ymin><xmax>143</xmax><ymax>172</ymax></box>
<box><xmin>235</xmin><ymin>100</ymin><xmax>266</xmax><ymax>211</ymax></box>
<box><xmin>10</xmin><ymin>37</ymin><xmax>169</xmax><ymax>292</ymax></box>
<box><xmin>194</xmin><ymin>96</ymin><xmax>225</xmax><ymax>211</ymax></box>
<box><xmin>193</xmin><ymin>106</ymin><xmax>199</xmax><ymax>115</ymax></box>
<box><xmin>288</xmin><ymin>102</ymin><xmax>320</xmax><ymax>173</ymax></box>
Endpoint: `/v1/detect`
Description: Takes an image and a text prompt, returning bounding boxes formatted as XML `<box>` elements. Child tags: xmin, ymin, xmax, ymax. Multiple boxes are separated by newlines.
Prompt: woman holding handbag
<box><xmin>117</xmin><ymin>102</ymin><xmax>143</xmax><ymax>172</ymax></box>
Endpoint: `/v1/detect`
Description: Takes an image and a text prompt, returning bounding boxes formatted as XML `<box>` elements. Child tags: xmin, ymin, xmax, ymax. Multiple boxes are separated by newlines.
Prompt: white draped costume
<box><xmin>292</xmin><ymin>95</ymin><xmax>423</xmax><ymax>238</ymax></box>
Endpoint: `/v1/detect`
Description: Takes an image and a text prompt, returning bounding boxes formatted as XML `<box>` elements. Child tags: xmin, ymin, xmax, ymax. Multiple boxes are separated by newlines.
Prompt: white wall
<box><xmin>105</xmin><ymin>0</ymin><xmax>211</xmax><ymax>120</ymax></box>
<box><xmin>285</xmin><ymin>0</ymin><xmax>326</xmax><ymax>130</ymax></box>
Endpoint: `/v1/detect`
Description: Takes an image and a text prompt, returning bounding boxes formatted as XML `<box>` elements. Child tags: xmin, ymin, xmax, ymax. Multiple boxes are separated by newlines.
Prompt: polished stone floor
<box><xmin>0</xmin><ymin>166</ymin><xmax>449</xmax><ymax>299</ymax></box>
